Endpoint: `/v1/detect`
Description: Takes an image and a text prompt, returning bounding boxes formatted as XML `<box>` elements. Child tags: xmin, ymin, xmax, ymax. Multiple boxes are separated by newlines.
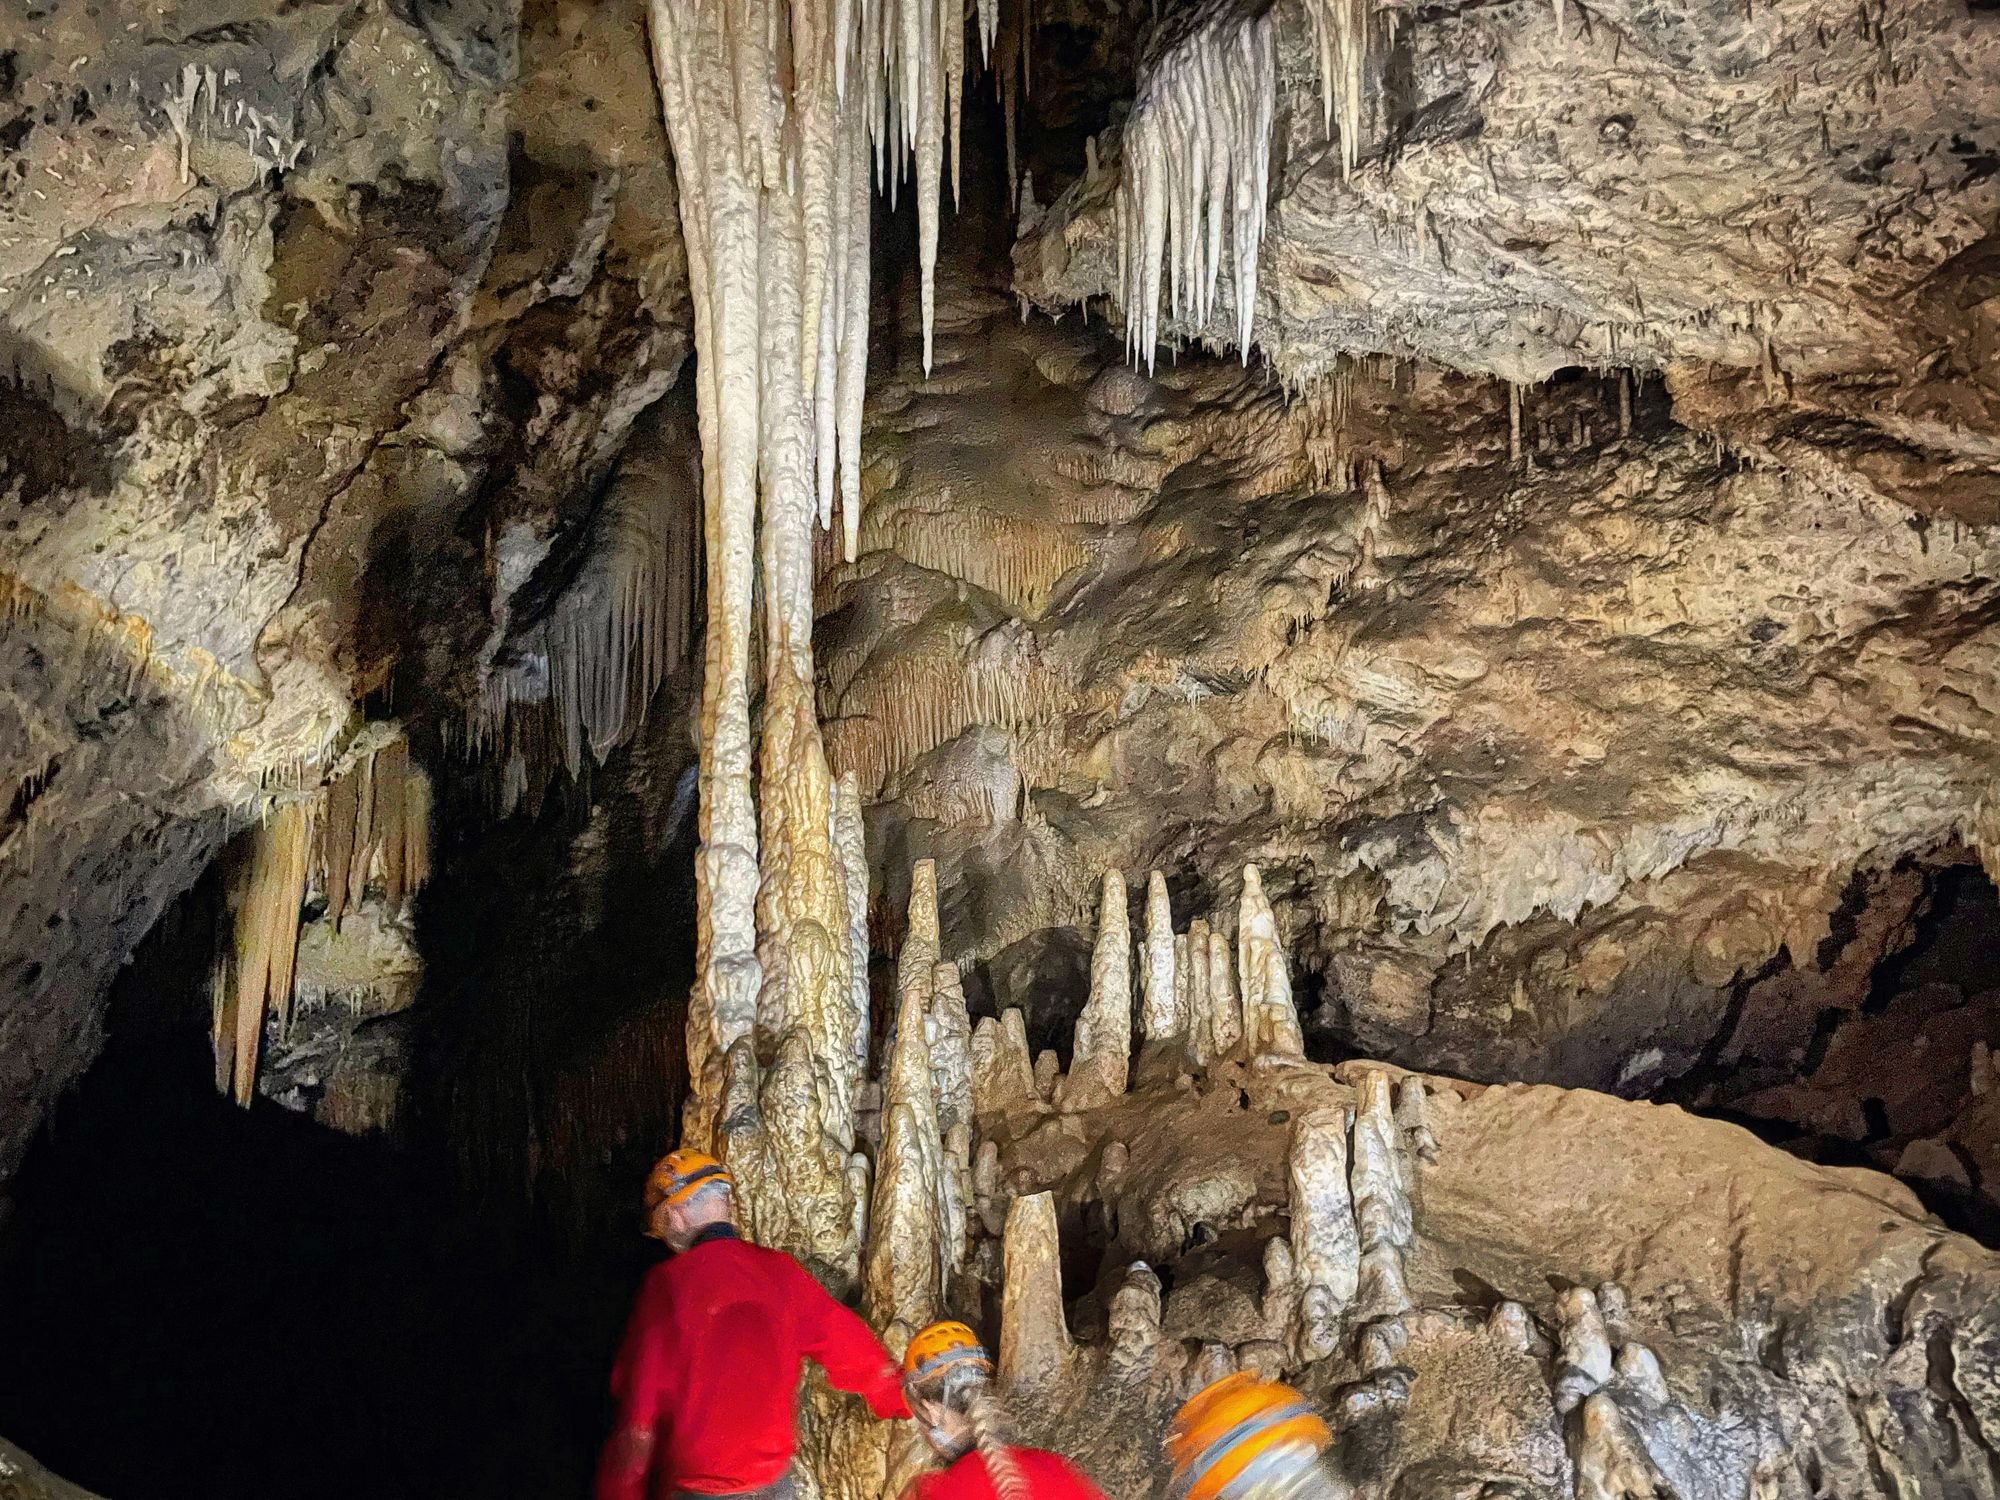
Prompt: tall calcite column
<box><xmin>1065</xmin><ymin>869</ymin><xmax>1132</xmax><ymax>1107</ymax></box>
<box><xmin>720</xmin><ymin>1028</ymin><xmax>862</xmax><ymax>1294</ymax></box>
<box><xmin>1238</xmin><ymin>865</ymin><xmax>1304</xmax><ymax>1060</ymax></box>
<box><xmin>1140</xmin><ymin>871</ymin><xmax>1182</xmax><ymax>1043</ymax></box>
<box><xmin>1000</xmin><ymin>1191</ymin><xmax>1071</xmax><ymax>1392</ymax></box>
<box><xmin>1288</xmin><ymin>1106</ymin><xmax>1359</xmax><ymax>1361</ymax></box>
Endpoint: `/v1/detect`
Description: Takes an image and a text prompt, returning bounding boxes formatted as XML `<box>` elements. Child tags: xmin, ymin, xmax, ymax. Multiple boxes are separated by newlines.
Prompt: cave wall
<box><xmin>0</xmin><ymin>0</ymin><xmax>690</xmax><ymax>1184</ymax></box>
<box><xmin>818</xmin><ymin>249</ymin><xmax>2000</xmax><ymax>1104</ymax></box>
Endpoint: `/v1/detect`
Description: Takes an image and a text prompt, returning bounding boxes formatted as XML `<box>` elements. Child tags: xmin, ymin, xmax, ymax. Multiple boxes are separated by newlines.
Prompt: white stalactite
<box><xmin>1116</xmin><ymin>2</ymin><xmax>1275</xmax><ymax>372</ymax></box>
<box><xmin>1141</xmin><ymin>870</ymin><xmax>1182</xmax><ymax>1042</ymax></box>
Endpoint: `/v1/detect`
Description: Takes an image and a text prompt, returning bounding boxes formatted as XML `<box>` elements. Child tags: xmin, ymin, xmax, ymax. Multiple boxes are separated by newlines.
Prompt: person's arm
<box><xmin>789</xmin><ymin>1263</ymin><xmax>910</xmax><ymax>1418</ymax></box>
<box><xmin>597</xmin><ymin>1282</ymin><xmax>674</xmax><ymax>1500</ymax></box>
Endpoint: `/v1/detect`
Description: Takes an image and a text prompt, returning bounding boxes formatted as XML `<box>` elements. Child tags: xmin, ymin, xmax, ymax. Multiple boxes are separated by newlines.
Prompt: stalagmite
<box><xmin>999</xmin><ymin>1191</ymin><xmax>1071</xmax><ymax>1392</ymax></box>
<box><xmin>721</xmin><ymin>1028</ymin><xmax>863</xmax><ymax>1293</ymax></box>
<box><xmin>1184</xmin><ymin>918</ymin><xmax>1213</xmax><ymax>1065</ymax></box>
<box><xmin>1065</xmin><ymin>869</ymin><xmax>1132</xmax><ymax>1107</ymax></box>
<box><xmin>1287</xmin><ymin>1106</ymin><xmax>1359</xmax><ymax>1360</ymax></box>
<box><xmin>1350</xmin><ymin>1072</ymin><xmax>1412</xmax><ymax>1321</ymax></box>
<box><xmin>1394</xmin><ymin>1075</ymin><xmax>1438</xmax><ymax>1163</ymax></box>
<box><xmin>1032</xmin><ymin>1048</ymin><xmax>1061</xmax><ymax>1102</ymax></box>
<box><xmin>832</xmin><ymin>772</ymin><xmax>873</xmax><ymax>1130</ymax></box>
<box><xmin>1238</xmin><ymin>865</ymin><xmax>1304</xmax><ymax>1060</ymax></box>
<box><xmin>1108</xmin><ymin>1260</ymin><xmax>1165</xmax><ymax>1377</ymax></box>
<box><xmin>931</xmin><ymin>960</ymin><xmax>974</xmax><ymax>1277</ymax></box>
<box><xmin>864</xmin><ymin>949</ymin><xmax>949</xmax><ymax>1345</ymax></box>
<box><xmin>1553</xmin><ymin>1286</ymin><xmax>1616</xmax><ymax>1412</ymax></box>
<box><xmin>1614</xmin><ymin>1342</ymin><xmax>1671</xmax><ymax>1404</ymax></box>
<box><xmin>899</xmin><ymin>858</ymin><xmax>942</xmax><ymax>1005</ymax></box>
<box><xmin>1574</xmin><ymin>1394</ymin><xmax>1673</xmax><ymax>1500</ymax></box>
<box><xmin>1140</xmin><ymin>870</ymin><xmax>1182</xmax><ymax>1043</ymax></box>
<box><xmin>1207</xmin><ymin>927</ymin><xmax>1241</xmax><ymax>1057</ymax></box>
<box><xmin>971</xmin><ymin>1007</ymin><xmax>1039</xmax><ymax>1116</ymax></box>
<box><xmin>1117</xmin><ymin>2</ymin><xmax>1276</xmax><ymax>370</ymax></box>
<box><xmin>1261</xmin><ymin>1236</ymin><xmax>1299</xmax><ymax>1332</ymax></box>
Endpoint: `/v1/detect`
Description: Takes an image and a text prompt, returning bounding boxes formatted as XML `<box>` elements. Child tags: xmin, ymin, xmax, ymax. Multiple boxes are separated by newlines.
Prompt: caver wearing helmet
<box><xmin>1164</xmin><ymin>1374</ymin><xmax>1338</xmax><ymax>1500</ymax></box>
<box><xmin>898</xmin><ymin>1321</ymin><xmax>1108</xmax><ymax>1500</ymax></box>
<box><xmin>597</xmin><ymin>1148</ymin><xmax>909</xmax><ymax>1500</ymax></box>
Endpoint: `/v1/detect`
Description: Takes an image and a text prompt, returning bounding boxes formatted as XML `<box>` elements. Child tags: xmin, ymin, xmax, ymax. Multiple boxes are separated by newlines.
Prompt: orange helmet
<box><xmin>903</xmin><ymin>1320</ymin><xmax>992</xmax><ymax>1384</ymax></box>
<box><xmin>645</xmin><ymin>1148</ymin><xmax>733</xmax><ymax>1213</ymax></box>
<box><xmin>1165</xmin><ymin>1373</ymin><xmax>1332</xmax><ymax>1500</ymax></box>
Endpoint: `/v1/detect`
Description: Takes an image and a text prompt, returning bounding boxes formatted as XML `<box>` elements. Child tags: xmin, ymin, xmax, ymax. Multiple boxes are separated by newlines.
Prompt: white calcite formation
<box><xmin>1065</xmin><ymin>869</ymin><xmax>1134</xmax><ymax>1109</ymax></box>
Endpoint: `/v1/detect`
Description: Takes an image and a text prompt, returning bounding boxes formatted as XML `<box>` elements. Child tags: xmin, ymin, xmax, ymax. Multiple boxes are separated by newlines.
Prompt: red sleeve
<box><xmin>597</xmin><ymin>1273</ymin><xmax>675</xmax><ymax>1500</ymax></box>
<box><xmin>787</xmin><ymin>1261</ymin><xmax>910</xmax><ymax>1418</ymax></box>
<box><xmin>1048</xmin><ymin>1455</ymin><xmax>1107</xmax><ymax>1500</ymax></box>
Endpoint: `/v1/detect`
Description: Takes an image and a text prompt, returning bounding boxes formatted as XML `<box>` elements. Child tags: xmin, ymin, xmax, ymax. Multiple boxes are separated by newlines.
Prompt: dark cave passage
<box><xmin>0</xmin><ymin>709</ymin><xmax>703</xmax><ymax>1500</ymax></box>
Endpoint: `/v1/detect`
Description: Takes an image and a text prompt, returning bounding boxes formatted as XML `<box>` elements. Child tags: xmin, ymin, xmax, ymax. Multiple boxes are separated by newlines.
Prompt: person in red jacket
<box><xmin>597</xmin><ymin>1149</ymin><xmax>909</xmax><ymax>1500</ymax></box>
<box><xmin>897</xmin><ymin>1322</ymin><xmax>1106</xmax><ymax>1500</ymax></box>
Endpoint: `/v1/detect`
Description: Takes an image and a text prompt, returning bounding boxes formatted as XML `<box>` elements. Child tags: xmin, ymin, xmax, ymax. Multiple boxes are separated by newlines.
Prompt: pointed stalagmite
<box><xmin>1109</xmin><ymin>1260</ymin><xmax>1164</xmax><ymax>1377</ymax></box>
<box><xmin>1238</xmin><ymin>865</ymin><xmax>1304</xmax><ymax>1060</ymax></box>
<box><xmin>931</xmin><ymin>960</ymin><xmax>974</xmax><ymax>1278</ymax></box>
<box><xmin>971</xmin><ymin>1007</ymin><xmax>1040</xmax><ymax>1117</ymax></box>
<box><xmin>999</xmin><ymin>1191</ymin><xmax>1071</xmax><ymax>1392</ymax></box>
<box><xmin>1575</xmin><ymin>1393</ymin><xmax>1673</xmax><ymax>1500</ymax></box>
<box><xmin>1350</xmin><ymin>1072</ymin><xmax>1413</xmax><ymax>1321</ymax></box>
<box><xmin>864</xmin><ymin>955</ymin><xmax>947</xmax><ymax>1345</ymax></box>
<box><xmin>832</xmin><ymin>772</ymin><xmax>873</xmax><ymax>1122</ymax></box>
<box><xmin>1207</xmin><ymin>926</ymin><xmax>1241</xmax><ymax>1057</ymax></box>
<box><xmin>1140</xmin><ymin>871</ymin><xmax>1181</xmax><ymax>1043</ymax></box>
<box><xmin>899</xmin><ymin>858</ymin><xmax>942</xmax><ymax>1006</ymax></box>
<box><xmin>1288</xmin><ymin>1106</ymin><xmax>1359</xmax><ymax>1360</ymax></box>
<box><xmin>1065</xmin><ymin>869</ymin><xmax>1132</xmax><ymax>1107</ymax></box>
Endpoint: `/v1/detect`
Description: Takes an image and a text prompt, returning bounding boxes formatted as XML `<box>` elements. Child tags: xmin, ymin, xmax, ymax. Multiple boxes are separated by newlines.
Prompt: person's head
<box><xmin>644</xmin><ymin>1148</ymin><xmax>735</xmax><ymax>1250</ymax></box>
<box><xmin>1165</xmin><ymin>1373</ymin><xmax>1333</xmax><ymax>1500</ymax></box>
<box><xmin>902</xmin><ymin>1322</ymin><xmax>1023</xmax><ymax>1497</ymax></box>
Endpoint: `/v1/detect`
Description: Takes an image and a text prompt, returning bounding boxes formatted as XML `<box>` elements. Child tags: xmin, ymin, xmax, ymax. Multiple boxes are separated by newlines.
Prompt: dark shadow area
<box><xmin>0</xmin><ymin>696</ymin><xmax>700</xmax><ymax>1500</ymax></box>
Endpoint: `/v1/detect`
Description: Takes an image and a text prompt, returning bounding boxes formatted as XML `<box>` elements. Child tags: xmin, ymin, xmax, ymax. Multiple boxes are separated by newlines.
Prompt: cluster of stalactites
<box><xmin>1115</xmin><ymin>0</ymin><xmax>1384</xmax><ymax>371</ymax></box>
<box><xmin>1116</xmin><ymin>0</ymin><xmax>1276</xmax><ymax>372</ymax></box>
<box><xmin>212</xmin><ymin>730</ymin><xmax>432</xmax><ymax>1106</ymax></box>
<box><xmin>468</xmin><ymin>436</ymin><xmax>701</xmax><ymax>795</ymax></box>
